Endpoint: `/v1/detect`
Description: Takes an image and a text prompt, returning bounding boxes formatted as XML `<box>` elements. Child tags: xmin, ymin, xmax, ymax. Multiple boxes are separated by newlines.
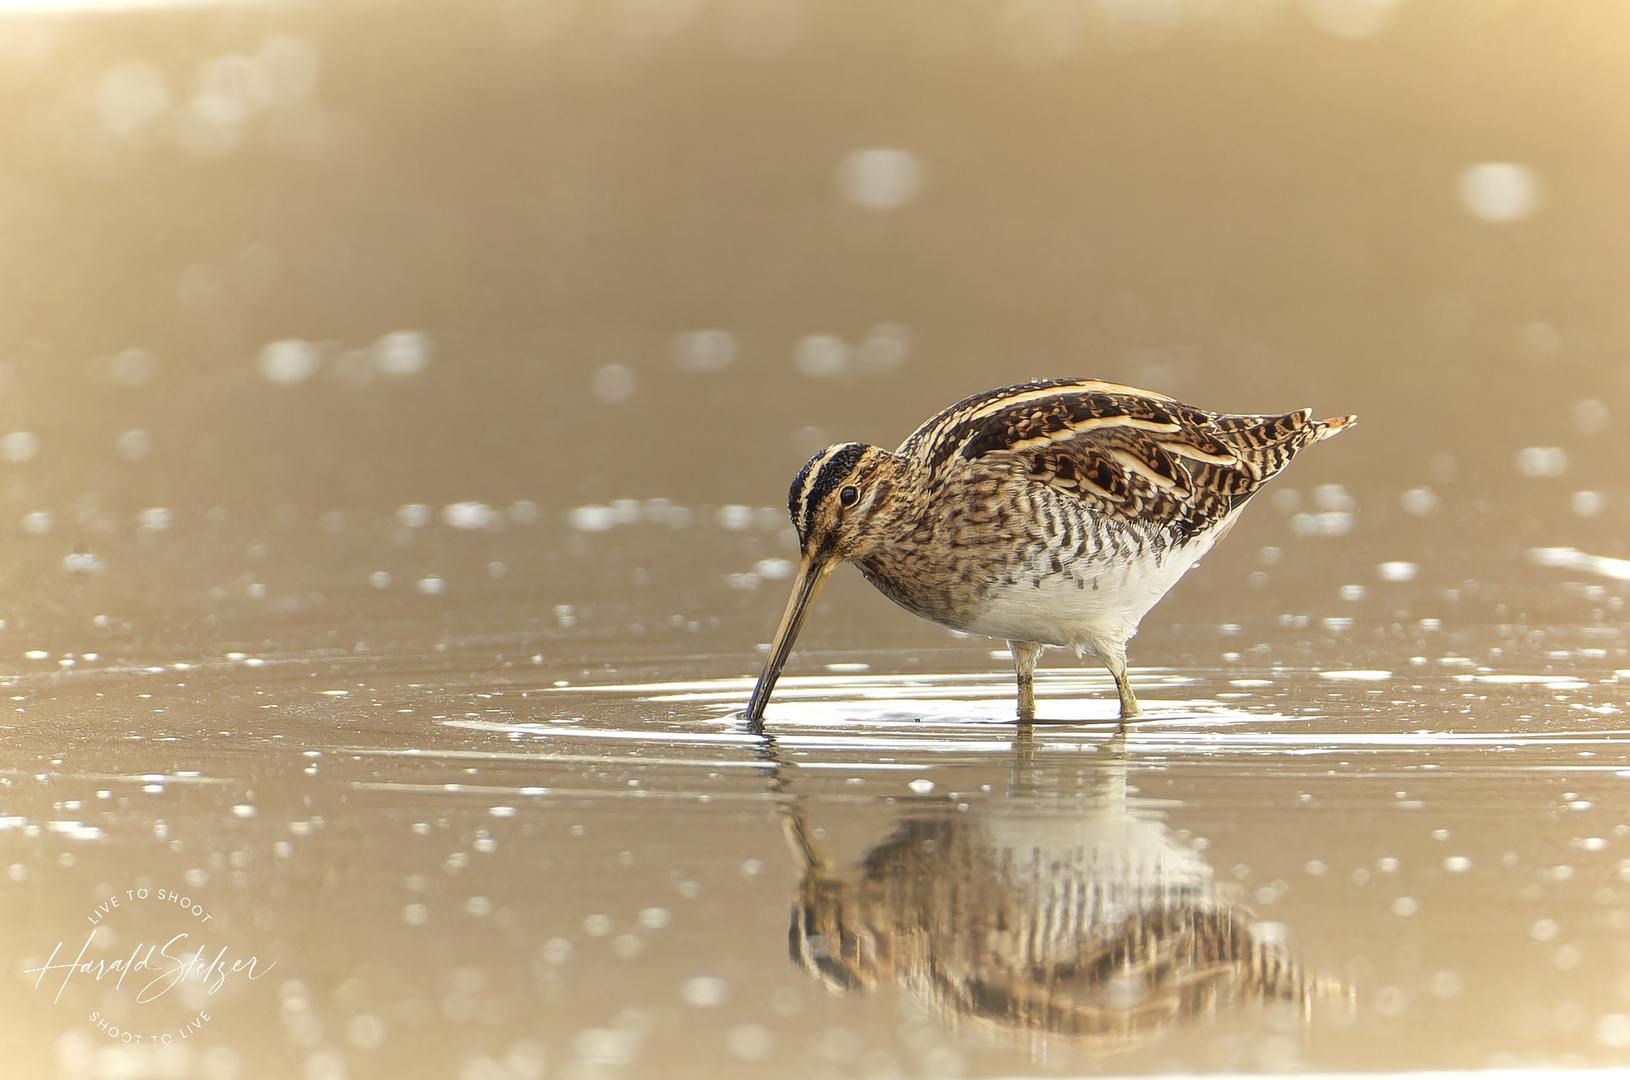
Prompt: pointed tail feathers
<box><xmin>1312</xmin><ymin>413</ymin><xmax>1357</xmax><ymax>441</ymax></box>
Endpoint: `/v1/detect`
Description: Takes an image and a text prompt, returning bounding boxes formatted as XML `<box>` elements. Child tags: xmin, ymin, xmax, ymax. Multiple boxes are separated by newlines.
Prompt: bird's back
<box><xmin>897</xmin><ymin>379</ymin><xmax>1354</xmax><ymax>544</ymax></box>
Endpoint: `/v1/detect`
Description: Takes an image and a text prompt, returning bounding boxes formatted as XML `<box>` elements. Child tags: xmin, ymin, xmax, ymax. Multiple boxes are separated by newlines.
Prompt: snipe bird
<box><xmin>743</xmin><ymin>379</ymin><xmax>1355</xmax><ymax>726</ymax></box>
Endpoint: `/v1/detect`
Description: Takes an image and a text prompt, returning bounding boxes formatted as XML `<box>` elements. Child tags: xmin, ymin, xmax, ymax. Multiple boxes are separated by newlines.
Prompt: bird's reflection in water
<box><xmin>774</xmin><ymin>727</ymin><xmax>1340</xmax><ymax>1056</ymax></box>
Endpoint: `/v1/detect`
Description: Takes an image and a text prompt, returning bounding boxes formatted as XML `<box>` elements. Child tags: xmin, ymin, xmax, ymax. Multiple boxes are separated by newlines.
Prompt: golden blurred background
<box><xmin>0</xmin><ymin>0</ymin><xmax>1623</xmax><ymax>670</ymax></box>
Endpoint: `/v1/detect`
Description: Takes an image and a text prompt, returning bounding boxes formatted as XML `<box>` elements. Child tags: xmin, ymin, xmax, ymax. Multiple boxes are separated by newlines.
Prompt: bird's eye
<box><xmin>838</xmin><ymin>486</ymin><xmax>859</xmax><ymax>508</ymax></box>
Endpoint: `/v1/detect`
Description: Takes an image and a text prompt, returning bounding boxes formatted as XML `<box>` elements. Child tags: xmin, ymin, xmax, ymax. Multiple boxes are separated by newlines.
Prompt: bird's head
<box><xmin>786</xmin><ymin>441</ymin><xmax>898</xmax><ymax>562</ymax></box>
<box><xmin>743</xmin><ymin>442</ymin><xmax>898</xmax><ymax>726</ymax></box>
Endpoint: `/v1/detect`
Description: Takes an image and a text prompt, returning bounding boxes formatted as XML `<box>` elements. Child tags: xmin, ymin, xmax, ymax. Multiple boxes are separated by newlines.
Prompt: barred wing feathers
<box><xmin>897</xmin><ymin>380</ymin><xmax>1355</xmax><ymax>542</ymax></box>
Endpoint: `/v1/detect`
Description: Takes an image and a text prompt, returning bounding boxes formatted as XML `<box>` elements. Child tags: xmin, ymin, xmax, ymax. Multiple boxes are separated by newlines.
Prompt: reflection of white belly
<box><xmin>964</xmin><ymin>530</ymin><xmax>1223</xmax><ymax>650</ymax></box>
<box><xmin>984</xmin><ymin>812</ymin><xmax>1212</xmax><ymax>894</ymax></box>
<box><xmin>979</xmin><ymin>812</ymin><xmax>1217</xmax><ymax>960</ymax></box>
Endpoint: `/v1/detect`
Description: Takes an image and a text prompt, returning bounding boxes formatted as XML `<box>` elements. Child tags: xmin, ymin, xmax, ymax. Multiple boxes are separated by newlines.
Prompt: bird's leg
<box><xmin>1100</xmin><ymin>643</ymin><xmax>1142</xmax><ymax>721</ymax></box>
<box><xmin>1009</xmin><ymin>640</ymin><xmax>1042</xmax><ymax>721</ymax></box>
<box><xmin>1011</xmin><ymin>721</ymin><xmax>1036</xmax><ymax>793</ymax></box>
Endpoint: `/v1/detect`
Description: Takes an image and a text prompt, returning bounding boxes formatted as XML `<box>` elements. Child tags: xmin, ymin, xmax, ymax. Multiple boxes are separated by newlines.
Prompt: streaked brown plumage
<box><xmin>774</xmin><ymin>730</ymin><xmax>1340</xmax><ymax>1048</ymax></box>
<box><xmin>786</xmin><ymin>810</ymin><xmax>1324</xmax><ymax>1047</ymax></box>
<box><xmin>745</xmin><ymin>379</ymin><xmax>1355</xmax><ymax>726</ymax></box>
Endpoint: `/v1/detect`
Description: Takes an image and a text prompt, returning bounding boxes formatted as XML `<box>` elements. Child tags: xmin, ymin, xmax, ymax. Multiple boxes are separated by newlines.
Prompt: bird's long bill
<box><xmin>743</xmin><ymin>552</ymin><xmax>834</xmax><ymax>726</ymax></box>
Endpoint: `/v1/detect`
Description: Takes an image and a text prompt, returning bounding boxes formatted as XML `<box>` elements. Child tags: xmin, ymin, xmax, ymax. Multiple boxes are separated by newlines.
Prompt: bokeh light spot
<box><xmin>1459</xmin><ymin>162</ymin><xmax>1542</xmax><ymax>223</ymax></box>
<box><xmin>116</xmin><ymin>429</ymin><xmax>152</xmax><ymax>462</ymax></box>
<box><xmin>1516</xmin><ymin>447</ymin><xmax>1568</xmax><ymax>479</ymax></box>
<box><xmin>592</xmin><ymin>364</ymin><xmax>637</xmax><ymax>404</ymax></box>
<box><xmin>1</xmin><ymin>432</ymin><xmax>38</xmax><ymax>463</ymax></box>
<box><xmin>1303</xmin><ymin>0</ymin><xmax>1404</xmax><ymax>40</ymax></box>
<box><xmin>836</xmin><ymin>149</ymin><xmax>925</xmax><ymax>210</ymax></box>
<box><xmin>97</xmin><ymin>62</ymin><xmax>172</xmax><ymax>139</ymax></box>
<box><xmin>672</xmin><ymin>329</ymin><xmax>737</xmax><ymax>373</ymax></box>
<box><xmin>374</xmin><ymin>331</ymin><xmax>432</xmax><ymax>376</ymax></box>
<box><xmin>258</xmin><ymin>340</ymin><xmax>319</xmax><ymax>385</ymax></box>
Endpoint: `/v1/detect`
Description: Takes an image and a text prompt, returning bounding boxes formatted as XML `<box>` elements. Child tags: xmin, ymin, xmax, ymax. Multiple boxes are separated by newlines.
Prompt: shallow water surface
<box><xmin>3</xmin><ymin>648</ymin><xmax>1630</xmax><ymax>1077</ymax></box>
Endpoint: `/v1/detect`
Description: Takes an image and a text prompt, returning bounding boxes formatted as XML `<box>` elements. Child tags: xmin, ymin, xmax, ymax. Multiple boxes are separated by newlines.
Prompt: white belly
<box><xmin>959</xmin><ymin>524</ymin><xmax>1228</xmax><ymax>652</ymax></box>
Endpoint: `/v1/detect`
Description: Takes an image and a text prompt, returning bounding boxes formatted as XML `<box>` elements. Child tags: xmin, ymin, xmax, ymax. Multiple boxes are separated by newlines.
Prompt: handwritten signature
<box><xmin>25</xmin><ymin>933</ymin><xmax>276</xmax><ymax>1004</ymax></box>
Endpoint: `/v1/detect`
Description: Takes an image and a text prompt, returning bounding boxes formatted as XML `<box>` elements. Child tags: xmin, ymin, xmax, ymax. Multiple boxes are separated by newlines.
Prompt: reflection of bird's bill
<box><xmin>743</xmin><ymin>551</ymin><xmax>835</xmax><ymax>725</ymax></box>
<box><xmin>759</xmin><ymin>731</ymin><xmax>876</xmax><ymax>995</ymax></box>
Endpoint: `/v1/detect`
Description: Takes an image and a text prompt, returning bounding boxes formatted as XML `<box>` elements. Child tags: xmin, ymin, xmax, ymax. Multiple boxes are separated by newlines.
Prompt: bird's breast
<box><xmin>853</xmin><ymin>479</ymin><xmax>1238</xmax><ymax>650</ymax></box>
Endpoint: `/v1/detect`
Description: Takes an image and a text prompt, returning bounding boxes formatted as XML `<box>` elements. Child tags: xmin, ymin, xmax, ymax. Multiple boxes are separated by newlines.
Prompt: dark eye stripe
<box><xmin>800</xmin><ymin>443</ymin><xmax>868</xmax><ymax>537</ymax></box>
